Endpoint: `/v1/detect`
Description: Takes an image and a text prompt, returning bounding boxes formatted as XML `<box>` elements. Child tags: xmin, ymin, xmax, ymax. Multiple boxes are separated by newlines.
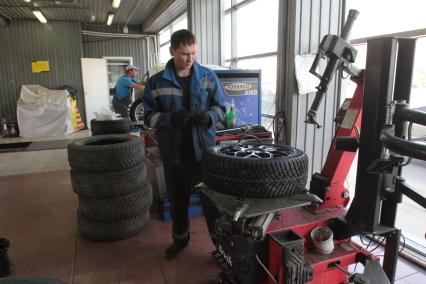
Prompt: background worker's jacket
<box><xmin>143</xmin><ymin>59</ymin><xmax>226</xmax><ymax>164</ymax></box>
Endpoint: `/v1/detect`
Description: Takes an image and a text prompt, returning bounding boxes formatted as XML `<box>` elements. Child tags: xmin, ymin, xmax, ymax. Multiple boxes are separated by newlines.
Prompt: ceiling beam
<box><xmin>142</xmin><ymin>0</ymin><xmax>176</xmax><ymax>32</ymax></box>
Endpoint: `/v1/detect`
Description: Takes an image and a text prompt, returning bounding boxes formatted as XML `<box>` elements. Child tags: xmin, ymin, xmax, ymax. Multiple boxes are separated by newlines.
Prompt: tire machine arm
<box><xmin>305</xmin><ymin>9</ymin><xmax>426</xmax><ymax>284</ymax></box>
<box><xmin>204</xmin><ymin>9</ymin><xmax>426</xmax><ymax>284</ymax></box>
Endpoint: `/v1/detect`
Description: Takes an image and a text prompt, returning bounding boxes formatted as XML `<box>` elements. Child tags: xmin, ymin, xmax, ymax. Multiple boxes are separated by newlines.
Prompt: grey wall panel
<box><xmin>0</xmin><ymin>20</ymin><xmax>84</xmax><ymax>122</ymax></box>
<box><xmin>82</xmin><ymin>36</ymin><xmax>148</xmax><ymax>75</ymax></box>
<box><xmin>189</xmin><ymin>0</ymin><xmax>221</xmax><ymax>65</ymax></box>
<box><xmin>277</xmin><ymin>0</ymin><xmax>344</xmax><ymax>179</ymax></box>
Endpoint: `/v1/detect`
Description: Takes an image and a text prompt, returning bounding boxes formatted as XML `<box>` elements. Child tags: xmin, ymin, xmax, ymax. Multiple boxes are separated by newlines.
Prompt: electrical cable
<box><xmin>400</xmin><ymin>122</ymin><xmax>413</xmax><ymax>166</ymax></box>
<box><xmin>399</xmin><ymin>233</ymin><xmax>406</xmax><ymax>253</ymax></box>
<box><xmin>273</xmin><ymin>110</ymin><xmax>288</xmax><ymax>145</ymax></box>
<box><xmin>341</xmin><ymin>71</ymin><xmax>350</xmax><ymax>79</ymax></box>
<box><xmin>369</xmin><ymin>235</ymin><xmax>386</xmax><ymax>253</ymax></box>
<box><xmin>359</xmin><ymin>234</ymin><xmax>370</xmax><ymax>247</ymax></box>
<box><xmin>255</xmin><ymin>254</ymin><xmax>277</xmax><ymax>284</ymax></box>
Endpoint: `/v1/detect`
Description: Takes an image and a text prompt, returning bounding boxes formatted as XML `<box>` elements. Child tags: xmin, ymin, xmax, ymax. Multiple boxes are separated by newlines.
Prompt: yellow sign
<box><xmin>31</xmin><ymin>61</ymin><xmax>50</xmax><ymax>73</ymax></box>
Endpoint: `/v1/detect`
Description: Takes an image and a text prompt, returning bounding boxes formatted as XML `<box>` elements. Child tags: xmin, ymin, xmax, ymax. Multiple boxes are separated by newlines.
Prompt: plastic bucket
<box><xmin>310</xmin><ymin>226</ymin><xmax>334</xmax><ymax>254</ymax></box>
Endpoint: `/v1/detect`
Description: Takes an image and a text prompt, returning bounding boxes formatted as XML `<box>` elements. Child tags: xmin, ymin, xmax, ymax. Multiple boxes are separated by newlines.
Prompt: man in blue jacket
<box><xmin>144</xmin><ymin>29</ymin><xmax>226</xmax><ymax>259</ymax></box>
<box><xmin>113</xmin><ymin>65</ymin><xmax>145</xmax><ymax>117</ymax></box>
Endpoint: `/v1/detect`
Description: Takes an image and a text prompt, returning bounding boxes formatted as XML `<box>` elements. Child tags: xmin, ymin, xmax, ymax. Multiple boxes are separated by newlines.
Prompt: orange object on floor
<box><xmin>71</xmin><ymin>98</ymin><xmax>85</xmax><ymax>131</ymax></box>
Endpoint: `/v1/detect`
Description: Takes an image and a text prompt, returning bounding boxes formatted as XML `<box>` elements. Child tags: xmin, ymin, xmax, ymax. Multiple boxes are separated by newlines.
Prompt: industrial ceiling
<box><xmin>0</xmin><ymin>0</ymin><xmax>186</xmax><ymax>32</ymax></box>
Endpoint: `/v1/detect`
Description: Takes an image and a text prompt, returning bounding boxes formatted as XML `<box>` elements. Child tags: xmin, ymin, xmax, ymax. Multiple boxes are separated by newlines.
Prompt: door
<box><xmin>80</xmin><ymin>58</ymin><xmax>110</xmax><ymax>128</ymax></box>
<box><xmin>104</xmin><ymin>57</ymin><xmax>134</xmax><ymax>107</ymax></box>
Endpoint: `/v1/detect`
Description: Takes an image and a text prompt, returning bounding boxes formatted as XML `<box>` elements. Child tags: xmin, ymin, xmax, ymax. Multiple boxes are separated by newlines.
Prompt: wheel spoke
<box><xmin>217</xmin><ymin>144</ymin><xmax>295</xmax><ymax>159</ymax></box>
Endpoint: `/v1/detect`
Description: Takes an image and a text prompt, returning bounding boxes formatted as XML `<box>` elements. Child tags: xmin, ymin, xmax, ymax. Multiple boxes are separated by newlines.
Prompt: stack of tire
<box><xmin>67</xmin><ymin>134</ymin><xmax>152</xmax><ymax>241</ymax></box>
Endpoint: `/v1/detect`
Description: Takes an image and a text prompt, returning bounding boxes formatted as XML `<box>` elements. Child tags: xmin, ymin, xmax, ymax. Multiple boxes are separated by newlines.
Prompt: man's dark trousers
<box><xmin>112</xmin><ymin>96</ymin><xmax>130</xmax><ymax>118</ymax></box>
<box><xmin>163</xmin><ymin>161</ymin><xmax>201</xmax><ymax>242</ymax></box>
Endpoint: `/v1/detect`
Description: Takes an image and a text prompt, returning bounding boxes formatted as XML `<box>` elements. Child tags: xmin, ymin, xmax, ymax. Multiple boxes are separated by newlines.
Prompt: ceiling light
<box><xmin>23</xmin><ymin>0</ymin><xmax>31</xmax><ymax>3</ymax></box>
<box><xmin>106</xmin><ymin>13</ymin><xmax>114</xmax><ymax>26</ymax></box>
<box><xmin>33</xmin><ymin>10</ymin><xmax>47</xmax><ymax>23</ymax></box>
<box><xmin>112</xmin><ymin>0</ymin><xmax>121</xmax><ymax>9</ymax></box>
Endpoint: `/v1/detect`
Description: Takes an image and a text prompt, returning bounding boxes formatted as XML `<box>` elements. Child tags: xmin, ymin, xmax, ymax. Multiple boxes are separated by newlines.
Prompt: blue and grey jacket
<box><xmin>143</xmin><ymin>59</ymin><xmax>226</xmax><ymax>164</ymax></box>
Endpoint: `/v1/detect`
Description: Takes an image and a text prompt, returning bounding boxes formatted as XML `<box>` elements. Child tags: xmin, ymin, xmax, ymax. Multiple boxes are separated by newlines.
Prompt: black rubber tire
<box><xmin>78</xmin><ymin>182</ymin><xmax>153</xmax><ymax>221</ymax></box>
<box><xmin>129</xmin><ymin>98</ymin><xmax>144</xmax><ymax>123</ymax></box>
<box><xmin>90</xmin><ymin>119</ymin><xmax>130</xmax><ymax>135</ymax></box>
<box><xmin>67</xmin><ymin>135</ymin><xmax>144</xmax><ymax>173</ymax></box>
<box><xmin>202</xmin><ymin>144</ymin><xmax>308</xmax><ymax>198</ymax></box>
<box><xmin>0</xmin><ymin>277</ymin><xmax>68</xmax><ymax>284</ymax></box>
<box><xmin>71</xmin><ymin>163</ymin><xmax>146</xmax><ymax>198</ymax></box>
<box><xmin>77</xmin><ymin>209</ymin><xmax>150</xmax><ymax>242</ymax></box>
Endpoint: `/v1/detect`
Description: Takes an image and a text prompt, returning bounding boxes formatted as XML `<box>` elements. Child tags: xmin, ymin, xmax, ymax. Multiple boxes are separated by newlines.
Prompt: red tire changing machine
<box><xmin>201</xmin><ymin>10</ymin><xmax>426</xmax><ymax>284</ymax></box>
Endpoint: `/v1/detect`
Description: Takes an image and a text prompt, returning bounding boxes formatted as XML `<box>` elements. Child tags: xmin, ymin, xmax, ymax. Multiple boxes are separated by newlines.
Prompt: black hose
<box><xmin>380</xmin><ymin>126</ymin><xmax>426</xmax><ymax>161</ymax></box>
<box><xmin>396</xmin><ymin>105</ymin><xmax>426</xmax><ymax>126</ymax></box>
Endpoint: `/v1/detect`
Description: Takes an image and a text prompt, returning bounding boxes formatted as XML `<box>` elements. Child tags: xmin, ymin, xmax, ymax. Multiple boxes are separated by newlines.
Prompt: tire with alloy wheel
<box><xmin>130</xmin><ymin>98</ymin><xmax>144</xmax><ymax>124</ymax></box>
<box><xmin>67</xmin><ymin>134</ymin><xmax>144</xmax><ymax>172</ymax></box>
<box><xmin>202</xmin><ymin>143</ymin><xmax>308</xmax><ymax>198</ymax></box>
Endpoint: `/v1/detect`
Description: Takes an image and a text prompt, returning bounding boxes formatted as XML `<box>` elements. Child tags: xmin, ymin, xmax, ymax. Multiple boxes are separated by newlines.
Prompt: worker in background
<box><xmin>144</xmin><ymin>29</ymin><xmax>226</xmax><ymax>259</ymax></box>
<box><xmin>113</xmin><ymin>65</ymin><xmax>145</xmax><ymax>118</ymax></box>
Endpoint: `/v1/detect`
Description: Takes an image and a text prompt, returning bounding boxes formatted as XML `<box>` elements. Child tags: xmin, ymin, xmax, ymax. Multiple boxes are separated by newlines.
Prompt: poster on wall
<box><xmin>31</xmin><ymin>61</ymin><xmax>50</xmax><ymax>73</ymax></box>
<box><xmin>215</xmin><ymin>70</ymin><xmax>261</xmax><ymax>130</ymax></box>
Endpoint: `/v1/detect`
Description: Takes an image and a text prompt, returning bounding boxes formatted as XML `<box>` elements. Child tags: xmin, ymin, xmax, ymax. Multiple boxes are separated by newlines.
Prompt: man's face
<box><xmin>170</xmin><ymin>43</ymin><xmax>197</xmax><ymax>71</ymax></box>
<box><xmin>127</xmin><ymin>69</ymin><xmax>138</xmax><ymax>77</ymax></box>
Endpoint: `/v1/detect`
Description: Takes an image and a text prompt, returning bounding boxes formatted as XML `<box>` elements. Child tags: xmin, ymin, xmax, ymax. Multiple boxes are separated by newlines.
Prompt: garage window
<box><xmin>158</xmin><ymin>13</ymin><xmax>188</xmax><ymax>64</ymax></box>
<box><xmin>344</xmin><ymin>0</ymin><xmax>426</xmax><ymax>261</ymax></box>
<box><xmin>223</xmin><ymin>0</ymin><xmax>279</xmax><ymax>129</ymax></box>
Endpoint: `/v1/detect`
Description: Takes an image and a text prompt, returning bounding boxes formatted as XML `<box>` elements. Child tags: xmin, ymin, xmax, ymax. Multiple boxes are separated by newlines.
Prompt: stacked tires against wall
<box><xmin>67</xmin><ymin>135</ymin><xmax>152</xmax><ymax>241</ymax></box>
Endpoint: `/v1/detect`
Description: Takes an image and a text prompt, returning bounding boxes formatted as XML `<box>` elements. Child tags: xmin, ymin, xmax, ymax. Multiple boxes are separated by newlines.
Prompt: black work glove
<box><xmin>170</xmin><ymin>109</ymin><xmax>192</xmax><ymax>128</ymax></box>
<box><xmin>192</xmin><ymin>112</ymin><xmax>212</xmax><ymax>127</ymax></box>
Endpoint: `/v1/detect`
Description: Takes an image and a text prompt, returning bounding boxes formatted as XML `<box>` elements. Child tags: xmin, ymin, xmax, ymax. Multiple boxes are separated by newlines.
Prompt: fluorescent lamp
<box><xmin>33</xmin><ymin>10</ymin><xmax>47</xmax><ymax>23</ymax></box>
<box><xmin>23</xmin><ymin>0</ymin><xmax>31</xmax><ymax>3</ymax></box>
<box><xmin>106</xmin><ymin>13</ymin><xmax>114</xmax><ymax>26</ymax></box>
<box><xmin>112</xmin><ymin>0</ymin><xmax>121</xmax><ymax>8</ymax></box>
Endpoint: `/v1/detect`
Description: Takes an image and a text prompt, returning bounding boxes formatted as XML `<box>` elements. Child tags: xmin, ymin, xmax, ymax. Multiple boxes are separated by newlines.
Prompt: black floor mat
<box><xmin>0</xmin><ymin>140</ymin><xmax>71</xmax><ymax>153</ymax></box>
<box><xmin>25</xmin><ymin>140</ymin><xmax>71</xmax><ymax>151</ymax></box>
<box><xmin>0</xmin><ymin>142</ymin><xmax>32</xmax><ymax>153</ymax></box>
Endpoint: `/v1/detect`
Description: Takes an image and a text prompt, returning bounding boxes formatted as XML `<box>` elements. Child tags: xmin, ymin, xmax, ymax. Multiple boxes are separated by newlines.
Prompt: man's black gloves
<box><xmin>192</xmin><ymin>112</ymin><xmax>212</xmax><ymax>127</ymax></box>
<box><xmin>170</xmin><ymin>109</ymin><xmax>192</xmax><ymax>128</ymax></box>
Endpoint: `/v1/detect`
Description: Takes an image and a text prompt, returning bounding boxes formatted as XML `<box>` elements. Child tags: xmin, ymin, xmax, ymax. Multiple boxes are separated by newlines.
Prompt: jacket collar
<box><xmin>163</xmin><ymin>59</ymin><xmax>202</xmax><ymax>87</ymax></box>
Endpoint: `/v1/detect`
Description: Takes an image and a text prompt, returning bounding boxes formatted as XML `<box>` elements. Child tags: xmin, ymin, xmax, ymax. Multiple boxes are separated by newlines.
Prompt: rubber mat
<box><xmin>25</xmin><ymin>139</ymin><xmax>71</xmax><ymax>151</ymax></box>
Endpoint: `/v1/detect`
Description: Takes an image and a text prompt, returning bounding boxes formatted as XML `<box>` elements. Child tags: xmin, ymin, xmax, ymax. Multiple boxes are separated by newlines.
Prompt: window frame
<box><xmin>157</xmin><ymin>12</ymin><xmax>188</xmax><ymax>64</ymax></box>
<box><xmin>341</xmin><ymin>5</ymin><xmax>426</xmax><ymax>262</ymax></box>
<box><xmin>224</xmin><ymin>0</ymin><xmax>278</xmax><ymax>126</ymax></box>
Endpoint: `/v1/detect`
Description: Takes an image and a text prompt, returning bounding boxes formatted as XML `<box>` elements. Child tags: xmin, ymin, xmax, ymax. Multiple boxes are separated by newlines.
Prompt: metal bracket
<box><xmin>201</xmin><ymin>187</ymin><xmax>322</xmax><ymax>221</ymax></box>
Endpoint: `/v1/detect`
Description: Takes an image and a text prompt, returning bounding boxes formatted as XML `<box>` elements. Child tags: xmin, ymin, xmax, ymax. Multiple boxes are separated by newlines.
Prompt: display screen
<box><xmin>215</xmin><ymin>70</ymin><xmax>261</xmax><ymax>129</ymax></box>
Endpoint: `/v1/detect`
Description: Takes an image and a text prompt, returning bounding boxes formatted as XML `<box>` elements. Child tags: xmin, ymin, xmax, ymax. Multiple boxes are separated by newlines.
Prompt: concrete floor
<box><xmin>0</xmin><ymin>171</ymin><xmax>219</xmax><ymax>284</ymax></box>
<box><xmin>0</xmin><ymin>130</ymin><xmax>425</xmax><ymax>283</ymax></box>
<box><xmin>0</xmin><ymin>130</ymin><xmax>90</xmax><ymax>177</ymax></box>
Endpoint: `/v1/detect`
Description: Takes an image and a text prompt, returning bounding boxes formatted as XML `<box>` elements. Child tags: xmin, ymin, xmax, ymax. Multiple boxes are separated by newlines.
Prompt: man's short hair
<box><xmin>170</xmin><ymin>29</ymin><xmax>196</xmax><ymax>49</ymax></box>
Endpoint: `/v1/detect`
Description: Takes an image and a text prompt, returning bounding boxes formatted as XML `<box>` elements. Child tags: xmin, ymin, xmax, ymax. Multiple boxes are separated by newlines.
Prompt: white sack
<box><xmin>17</xmin><ymin>85</ymin><xmax>74</xmax><ymax>137</ymax></box>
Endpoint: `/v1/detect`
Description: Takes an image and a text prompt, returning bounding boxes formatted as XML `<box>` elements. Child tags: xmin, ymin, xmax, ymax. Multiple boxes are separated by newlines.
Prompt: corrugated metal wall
<box><xmin>188</xmin><ymin>0</ymin><xmax>222</xmax><ymax>65</ymax></box>
<box><xmin>277</xmin><ymin>0</ymin><xmax>344</xmax><ymax>179</ymax></box>
<box><xmin>82</xmin><ymin>24</ymin><xmax>149</xmax><ymax>77</ymax></box>
<box><xmin>82</xmin><ymin>36</ymin><xmax>148</xmax><ymax>75</ymax></box>
<box><xmin>0</xmin><ymin>20</ymin><xmax>83</xmax><ymax>121</ymax></box>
